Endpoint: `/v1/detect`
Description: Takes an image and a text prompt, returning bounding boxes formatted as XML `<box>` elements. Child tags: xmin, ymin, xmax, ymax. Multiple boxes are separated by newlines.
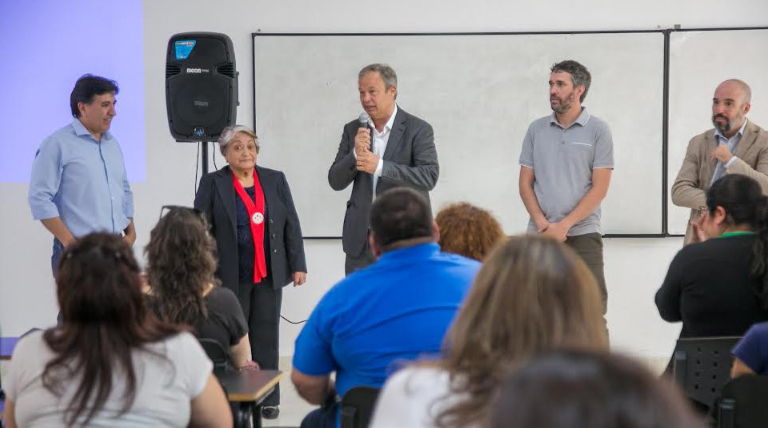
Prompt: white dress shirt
<box><xmin>354</xmin><ymin>105</ymin><xmax>398</xmax><ymax>198</ymax></box>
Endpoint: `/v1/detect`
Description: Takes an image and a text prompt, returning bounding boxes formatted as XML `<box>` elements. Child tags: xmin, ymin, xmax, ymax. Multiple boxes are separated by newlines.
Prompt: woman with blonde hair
<box><xmin>369</xmin><ymin>235</ymin><xmax>607</xmax><ymax>428</ymax></box>
<box><xmin>435</xmin><ymin>202</ymin><xmax>505</xmax><ymax>261</ymax></box>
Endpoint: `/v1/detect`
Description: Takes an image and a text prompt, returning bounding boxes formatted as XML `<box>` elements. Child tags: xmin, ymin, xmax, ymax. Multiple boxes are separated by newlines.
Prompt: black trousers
<box><xmin>237</xmin><ymin>278</ymin><xmax>282</xmax><ymax>406</ymax></box>
<box><xmin>344</xmin><ymin>236</ymin><xmax>376</xmax><ymax>275</ymax></box>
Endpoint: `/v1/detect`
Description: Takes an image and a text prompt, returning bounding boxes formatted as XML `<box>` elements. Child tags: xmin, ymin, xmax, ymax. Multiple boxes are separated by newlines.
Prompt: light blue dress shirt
<box><xmin>711</xmin><ymin>119</ymin><xmax>749</xmax><ymax>185</ymax></box>
<box><xmin>28</xmin><ymin>119</ymin><xmax>134</xmax><ymax>238</ymax></box>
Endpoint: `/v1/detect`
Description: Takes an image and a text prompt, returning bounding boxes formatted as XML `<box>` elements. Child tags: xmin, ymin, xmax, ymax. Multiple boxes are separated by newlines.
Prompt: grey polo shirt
<box><xmin>519</xmin><ymin>108</ymin><xmax>614</xmax><ymax>236</ymax></box>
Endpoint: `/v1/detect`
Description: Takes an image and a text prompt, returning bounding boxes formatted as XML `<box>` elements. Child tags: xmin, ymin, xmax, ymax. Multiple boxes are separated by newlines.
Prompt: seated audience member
<box><xmin>656</xmin><ymin>174</ymin><xmax>768</xmax><ymax>349</ymax></box>
<box><xmin>291</xmin><ymin>188</ymin><xmax>482</xmax><ymax>428</ymax></box>
<box><xmin>489</xmin><ymin>350</ymin><xmax>706</xmax><ymax>428</ymax></box>
<box><xmin>145</xmin><ymin>206</ymin><xmax>253</xmax><ymax>369</ymax></box>
<box><xmin>369</xmin><ymin>235</ymin><xmax>608</xmax><ymax>428</ymax></box>
<box><xmin>732</xmin><ymin>321</ymin><xmax>768</xmax><ymax>377</ymax></box>
<box><xmin>434</xmin><ymin>202</ymin><xmax>505</xmax><ymax>261</ymax></box>
<box><xmin>3</xmin><ymin>233</ymin><xmax>231</xmax><ymax>428</ymax></box>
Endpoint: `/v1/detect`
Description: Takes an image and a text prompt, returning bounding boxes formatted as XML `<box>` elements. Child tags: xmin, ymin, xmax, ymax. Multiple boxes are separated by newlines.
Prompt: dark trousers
<box><xmin>344</xmin><ymin>237</ymin><xmax>376</xmax><ymax>275</ymax></box>
<box><xmin>300</xmin><ymin>402</ymin><xmax>339</xmax><ymax>428</ymax></box>
<box><xmin>52</xmin><ymin>238</ymin><xmax>64</xmax><ymax>324</ymax></box>
<box><xmin>237</xmin><ymin>279</ymin><xmax>282</xmax><ymax>406</ymax></box>
<box><xmin>565</xmin><ymin>233</ymin><xmax>608</xmax><ymax>313</ymax></box>
<box><xmin>51</xmin><ymin>238</ymin><xmax>64</xmax><ymax>277</ymax></box>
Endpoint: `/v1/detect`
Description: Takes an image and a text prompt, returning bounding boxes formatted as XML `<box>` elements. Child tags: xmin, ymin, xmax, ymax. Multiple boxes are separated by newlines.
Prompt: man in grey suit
<box><xmin>672</xmin><ymin>79</ymin><xmax>768</xmax><ymax>244</ymax></box>
<box><xmin>329</xmin><ymin>63</ymin><xmax>439</xmax><ymax>274</ymax></box>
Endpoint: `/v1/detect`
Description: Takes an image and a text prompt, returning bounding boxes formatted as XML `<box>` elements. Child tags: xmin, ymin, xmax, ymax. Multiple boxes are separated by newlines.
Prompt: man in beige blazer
<box><xmin>672</xmin><ymin>79</ymin><xmax>768</xmax><ymax>244</ymax></box>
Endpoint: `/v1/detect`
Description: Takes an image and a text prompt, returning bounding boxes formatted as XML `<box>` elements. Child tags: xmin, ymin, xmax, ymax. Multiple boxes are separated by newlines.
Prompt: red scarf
<box><xmin>232</xmin><ymin>169</ymin><xmax>267</xmax><ymax>283</ymax></box>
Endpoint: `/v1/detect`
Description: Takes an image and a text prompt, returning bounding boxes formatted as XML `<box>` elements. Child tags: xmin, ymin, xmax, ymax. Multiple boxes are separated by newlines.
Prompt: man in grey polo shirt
<box><xmin>518</xmin><ymin>60</ymin><xmax>614</xmax><ymax>313</ymax></box>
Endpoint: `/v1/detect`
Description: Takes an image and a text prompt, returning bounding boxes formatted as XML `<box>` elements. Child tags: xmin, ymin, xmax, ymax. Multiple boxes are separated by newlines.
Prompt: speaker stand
<box><xmin>201</xmin><ymin>141</ymin><xmax>210</xmax><ymax>175</ymax></box>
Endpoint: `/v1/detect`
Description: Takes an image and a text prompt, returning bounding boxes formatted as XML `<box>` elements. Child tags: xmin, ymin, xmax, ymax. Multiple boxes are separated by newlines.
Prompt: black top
<box><xmin>655</xmin><ymin>235</ymin><xmax>768</xmax><ymax>338</ymax></box>
<box><xmin>235</xmin><ymin>186</ymin><xmax>271</xmax><ymax>283</ymax></box>
<box><xmin>193</xmin><ymin>286</ymin><xmax>249</xmax><ymax>350</ymax></box>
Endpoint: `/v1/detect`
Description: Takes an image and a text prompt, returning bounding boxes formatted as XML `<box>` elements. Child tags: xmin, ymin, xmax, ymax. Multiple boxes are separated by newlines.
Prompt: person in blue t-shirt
<box><xmin>732</xmin><ymin>321</ymin><xmax>768</xmax><ymax>377</ymax></box>
<box><xmin>291</xmin><ymin>187</ymin><xmax>481</xmax><ymax>428</ymax></box>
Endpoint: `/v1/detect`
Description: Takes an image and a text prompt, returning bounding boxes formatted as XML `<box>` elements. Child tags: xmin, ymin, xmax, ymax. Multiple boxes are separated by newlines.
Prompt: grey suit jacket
<box><xmin>328</xmin><ymin>108</ymin><xmax>439</xmax><ymax>257</ymax></box>
<box><xmin>194</xmin><ymin>165</ymin><xmax>307</xmax><ymax>293</ymax></box>
<box><xmin>671</xmin><ymin>120</ymin><xmax>768</xmax><ymax>244</ymax></box>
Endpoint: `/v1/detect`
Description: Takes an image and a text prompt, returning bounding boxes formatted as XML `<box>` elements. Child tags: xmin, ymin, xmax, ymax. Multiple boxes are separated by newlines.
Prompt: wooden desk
<box><xmin>217</xmin><ymin>369</ymin><xmax>282</xmax><ymax>428</ymax></box>
<box><xmin>0</xmin><ymin>337</ymin><xmax>18</xmax><ymax>360</ymax></box>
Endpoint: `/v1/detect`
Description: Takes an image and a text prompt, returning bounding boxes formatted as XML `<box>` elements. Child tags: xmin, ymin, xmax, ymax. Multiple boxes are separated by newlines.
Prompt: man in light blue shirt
<box><xmin>28</xmin><ymin>74</ymin><xmax>135</xmax><ymax>274</ymax></box>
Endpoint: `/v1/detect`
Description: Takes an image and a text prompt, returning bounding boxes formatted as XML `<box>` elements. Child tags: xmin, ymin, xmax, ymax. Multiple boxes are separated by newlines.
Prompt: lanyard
<box><xmin>232</xmin><ymin>170</ymin><xmax>267</xmax><ymax>283</ymax></box>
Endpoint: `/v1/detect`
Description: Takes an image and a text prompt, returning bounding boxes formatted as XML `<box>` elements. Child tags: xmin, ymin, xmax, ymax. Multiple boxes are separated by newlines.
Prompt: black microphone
<box><xmin>358</xmin><ymin>112</ymin><xmax>373</xmax><ymax>152</ymax></box>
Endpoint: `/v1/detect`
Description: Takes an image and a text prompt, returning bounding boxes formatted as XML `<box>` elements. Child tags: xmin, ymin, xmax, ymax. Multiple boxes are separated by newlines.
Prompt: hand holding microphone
<box><xmin>355</xmin><ymin>112</ymin><xmax>379</xmax><ymax>173</ymax></box>
<box><xmin>355</xmin><ymin>112</ymin><xmax>372</xmax><ymax>157</ymax></box>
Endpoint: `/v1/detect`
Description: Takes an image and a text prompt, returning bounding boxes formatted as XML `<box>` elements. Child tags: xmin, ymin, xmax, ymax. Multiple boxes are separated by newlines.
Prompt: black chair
<box><xmin>340</xmin><ymin>386</ymin><xmax>381</xmax><ymax>428</ymax></box>
<box><xmin>198</xmin><ymin>338</ymin><xmax>230</xmax><ymax>376</ymax></box>
<box><xmin>716</xmin><ymin>375</ymin><xmax>768</xmax><ymax>428</ymax></box>
<box><xmin>672</xmin><ymin>336</ymin><xmax>741</xmax><ymax>411</ymax></box>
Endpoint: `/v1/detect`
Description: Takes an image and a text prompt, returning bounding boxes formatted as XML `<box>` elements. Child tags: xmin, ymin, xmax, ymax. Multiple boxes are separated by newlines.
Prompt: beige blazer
<box><xmin>671</xmin><ymin>120</ymin><xmax>768</xmax><ymax>244</ymax></box>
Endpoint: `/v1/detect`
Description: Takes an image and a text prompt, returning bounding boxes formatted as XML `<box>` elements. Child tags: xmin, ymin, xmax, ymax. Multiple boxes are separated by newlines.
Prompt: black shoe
<box><xmin>261</xmin><ymin>406</ymin><xmax>280</xmax><ymax>419</ymax></box>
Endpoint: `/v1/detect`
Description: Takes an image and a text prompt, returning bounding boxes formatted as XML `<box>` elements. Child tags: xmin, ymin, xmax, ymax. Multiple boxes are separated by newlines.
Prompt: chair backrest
<box><xmin>340</xmin><ymin>386</ymin><xmax>381</xmax><ymax>428</ymax></box>
<box><xmin>716</xmin><ymin>375</ymin><xmax>768</xmax><ymax>428</ymax></box>
<box><xmin>198</xmin><ymin>338</ymin><xmax>230</xmax><ymax>376</ymax></box>
<box><xmin>672</xmin><ymin>336</ymin><xmax>741</xmax><ymax>410</ymax></box>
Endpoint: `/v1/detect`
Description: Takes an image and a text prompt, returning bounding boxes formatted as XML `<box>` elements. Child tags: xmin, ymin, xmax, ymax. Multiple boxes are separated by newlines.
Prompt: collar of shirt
<box><xmin>714</xmin><ymin>118</ymin><xmax>748</xmax><ymax>143</ymax></box>
<box><xmin>71</xmin><ymin>118</ymin><xmax>114</xmax><ymax>143</ymax></box>
<box><xmin>377</xmin><ymin>242</ymin><xmax>440</xmax><ymax>264</ymax></box>
<box><xmin>549</xmin><ymin>107</ymin><xmax>591</xmax><ymax>129</ymax></box>
<box><xmin>368</xmin><ymin>104</ymin><xmax>398</xmax><ymax>136</ymax></box>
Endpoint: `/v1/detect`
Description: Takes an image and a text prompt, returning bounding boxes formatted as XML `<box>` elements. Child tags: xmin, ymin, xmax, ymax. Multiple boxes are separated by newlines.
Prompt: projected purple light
<box><xmin>0</xmin><ymin>1</ymin><xmax>145</xmax><ymax>183</ymax></box>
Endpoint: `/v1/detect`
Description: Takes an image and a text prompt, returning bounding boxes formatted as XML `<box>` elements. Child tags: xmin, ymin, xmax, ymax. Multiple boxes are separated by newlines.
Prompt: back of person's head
<box><xmin>490</xmin><ymin>350</ymin><xmax>706</xmax><ymax>428</ymax></box>
<box><xmin>435</xmin><ymin>235</ymin><xmax>607</xmax><ymax>428</ymax></box>
<box><xmin>46</xmin><ymin>232</ymin><xmax>181</xmax><ymax>426</ymax></box>
<box><xmin>370</xmin><ymin>187</ymin><xmax>434</xmax><ymax>252</ymax></box>
<box><xmin>435</xmin><ymin>202</ymin><xmax>505</xmax><ymax>261</ymax></box>
<box><xmin>145</xmin><ymin>207</ymin><xmax>218</xmax><ymax>325</ymax></box>
<box><xmin>69</xmin><ymin>74</ymin><xmax>119</xmax><ymax>118</ymax></box>
<box><xmin>57</xmin><ymin>232</ymin><xmax>144</xmax><ymax>326</ymax></box>
<box><xmin>706</xmin><ymin>174</ymin><xmax>764</xmax><ymax>228</ymax></box>
<box><xmin>708</xmin><ymin>174</ymin><xmax>768</xmax><ymax>307</ymax></box>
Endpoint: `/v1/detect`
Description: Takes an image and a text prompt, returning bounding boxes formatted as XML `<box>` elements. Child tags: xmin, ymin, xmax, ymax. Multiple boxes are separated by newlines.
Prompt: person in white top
<box><xmin>369</xmin><ymin>235</ymin><xmax>609</xmax><ymax>428</ymax></box>
<box><xmin>3</xmin><ymin>232</ymin><xmax>231</xmax><ymax>428</ymax></box>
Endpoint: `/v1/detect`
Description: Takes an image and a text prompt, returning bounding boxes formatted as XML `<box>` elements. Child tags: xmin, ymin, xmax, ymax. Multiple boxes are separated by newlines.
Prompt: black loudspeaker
<box><xmin>166</xmin><ymin>32</ymin><xmax>238</xmax><ymax>142</ymax></box>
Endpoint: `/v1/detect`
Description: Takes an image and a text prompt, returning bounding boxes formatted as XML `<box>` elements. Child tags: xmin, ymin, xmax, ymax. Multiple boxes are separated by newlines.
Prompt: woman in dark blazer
<box><xmin>194</xmin><ymin>125</ymin><xmax>307</xmax><ymax>418</ymax></box>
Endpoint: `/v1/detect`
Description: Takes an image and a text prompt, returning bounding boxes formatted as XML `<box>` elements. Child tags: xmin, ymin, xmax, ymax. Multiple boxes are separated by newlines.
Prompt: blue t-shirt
<box><xmin>733</xmin><ymin>321</ymin><xmax>768</xmax><ymax>374</ymax></box>
<box><xmin>293</xmin><ymin>243</ymin><xmax>480</xmax><ymax>398</ymax></box>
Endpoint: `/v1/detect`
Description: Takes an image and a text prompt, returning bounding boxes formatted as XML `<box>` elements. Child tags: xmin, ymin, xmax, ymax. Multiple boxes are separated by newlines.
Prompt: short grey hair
<box><xmin>551</xmin><ymin>60</ymin><xmax>591</xmax><ymax>103</ymax></box>
<box><xmin>218</xmin><ymin>125</ymin><xmax>259</xmax><ymax>155</ymax></box>
<box><xmin>359</xmin><ymin>63</ymin><xmax>398</xmax><ymax>98</ymax></box>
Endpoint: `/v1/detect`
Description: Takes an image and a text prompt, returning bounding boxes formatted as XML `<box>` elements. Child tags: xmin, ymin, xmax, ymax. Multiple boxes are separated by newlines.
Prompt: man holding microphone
<box><xmin>328</xmin><ymin>63</ymin><xmax>439</xmax><ymax>274</ymax></box>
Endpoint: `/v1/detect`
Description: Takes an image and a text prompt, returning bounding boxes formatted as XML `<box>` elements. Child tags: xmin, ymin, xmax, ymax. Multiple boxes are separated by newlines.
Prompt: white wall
<box><xmin>2</xmin><ymin>0</ymin><xmax>767</xmax><ymax>360</ymax></box>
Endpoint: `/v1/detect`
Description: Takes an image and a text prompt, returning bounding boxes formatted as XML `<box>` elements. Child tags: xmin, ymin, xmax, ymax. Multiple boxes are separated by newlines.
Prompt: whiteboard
<box><xmin>667</xmin><ymin>29</ymin><xmax>768</xmax><ymax>235</ymax></box>
<box><xmin>253</xmin><ymin>33</ymin><xmax>664</xmax><ymax>237</ymax></box>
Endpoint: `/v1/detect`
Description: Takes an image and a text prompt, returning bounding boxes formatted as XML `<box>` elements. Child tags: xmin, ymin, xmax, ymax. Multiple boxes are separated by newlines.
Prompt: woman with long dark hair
<box><xmin>3</xmin><ymin>233</ymin><xmax>231</xmax><ymax>427</ymax></box>
<box><xmin>656</xmin><ymin>174</ymin><xmax>768</xmax><ymax>343</ymax></box>
<box><xmin>146</xmin><ymin>206</ymin><xmax>253</xmax><ymax>368</ymax></box>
